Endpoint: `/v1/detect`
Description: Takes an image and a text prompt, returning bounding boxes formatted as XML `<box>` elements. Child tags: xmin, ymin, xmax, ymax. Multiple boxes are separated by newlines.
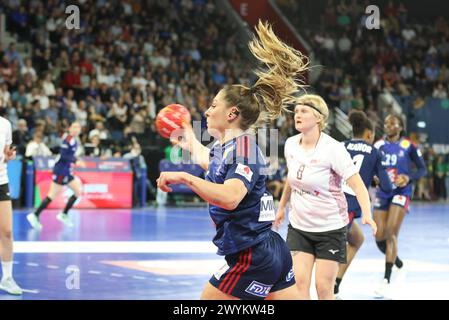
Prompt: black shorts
<box><xmin>286</xmin><ymin>224</ymin><xmax>347</xmax><ymax>263</ymax></box>
<box><xmin>0</xmin><ymin>183</ymin><xmax>11</xmax><ymax>201</ymax></box>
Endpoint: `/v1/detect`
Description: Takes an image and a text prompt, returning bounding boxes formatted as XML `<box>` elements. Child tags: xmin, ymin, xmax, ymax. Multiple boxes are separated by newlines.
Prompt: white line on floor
<box><xmin>26</xmin><ymin>262</ymin><xmax>39</xmax><ymax>267</ymax></box>
<box><xmin>15</xmin><ymin>241</ymin><xmax>216</xmax><ymax>253</ymax></box>
<box><xmin>88</xmin><ymin>270</ymin><xmax>102</xmax><ymax>275</ymax></box>
<box><xmin>110</xmin><ymin>273</ymin><xmax>124</xmax><ymax>277</ymax></box>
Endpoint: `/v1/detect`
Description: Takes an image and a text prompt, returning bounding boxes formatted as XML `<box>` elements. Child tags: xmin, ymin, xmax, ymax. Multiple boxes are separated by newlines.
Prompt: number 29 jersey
<box><xmin>374</xmin><ymin>137</ymin><xmax>426</xmax><ymax>198</ymax></box>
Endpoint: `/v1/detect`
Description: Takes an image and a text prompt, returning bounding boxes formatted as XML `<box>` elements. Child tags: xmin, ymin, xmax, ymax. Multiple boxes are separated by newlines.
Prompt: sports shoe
<box><xmin>56</xmin><ymin>213</ymin><xmax>74</xmax><ymax>228</ymax></box>
<box><xmin>374</xmin><ymin>279</ymin><xmax>391</xmax><ymax>299</ymax></box>
<box><xmin>0</xmin><ymin>277</ymin><xmax>23</xmax><ymax>295</ymax></box>
<box><xmin>26</xmin><ymin>213</ymin><xmax>42</xmax><ymax>230</ymax></box>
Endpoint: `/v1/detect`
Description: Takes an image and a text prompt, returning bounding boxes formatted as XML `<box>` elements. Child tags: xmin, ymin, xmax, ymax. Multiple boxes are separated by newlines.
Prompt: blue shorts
<box><xmin>373</xmin><ymin>194</ymin><xmax>411</xmax><ymax>212</ymax></box>
<box><xmin>52</xmin><ymin>173</ymin><xmax>75</xmax><ymax>185</ymax></box>
<box><xmin>209</xmin><ymin>231</ymin><xmax>295</xmax><ymax>300</ymax></box>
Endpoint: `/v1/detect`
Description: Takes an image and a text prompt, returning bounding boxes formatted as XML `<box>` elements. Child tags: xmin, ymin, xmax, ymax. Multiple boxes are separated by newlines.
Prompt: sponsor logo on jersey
<box><xmin>392</xmin><ymin>195</ymin><xmax>407</xmax><ymax>206</ymax></box>
<box><xmin>259</xmin><ymin>194</ymin><xmax>275</xmax><ymax>222</ymax></box>
<box><xmin>245</xmin><ymin>281</ymin><xmax>273</xmax><ymax>298</ymax></box>
<box><xmin>235</xmin><ymin>163</ymin><xmax>253</xmax><ymax>182</ymax></box>
<box><xmin>400</xmin><ymin>139</ymin><xmax>411</xmax><ymax>149</ymax></box>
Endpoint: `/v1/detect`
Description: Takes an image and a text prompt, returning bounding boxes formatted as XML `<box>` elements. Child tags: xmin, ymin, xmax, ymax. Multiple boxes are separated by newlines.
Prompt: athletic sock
<box><xmin>63</xmin><ymin>195</ymin><xmax>78</xmax><ymax>214</ymax></box>
<box><xmin>377</xmin><ymin>240</ymin><xmax>403</xmax><ymax>268</ymax></box>
<box><xmin>384</xmin><ymin>262</ymin><xmax>394</xmax><ymax>283</ymax></box>
<box><xmin>1</xmin><ymin>261</ymin><xmax>13</xmax><ymax>281</ymax></box>
<box><xmin>334</xmin><ymin>277</ymin><xmax>342</xmax><ymax>294</ymax></box>
<box><xmin>34</xmin><ymin>197</ymin><xmax>52</xmax><ymax>218</ymax></box>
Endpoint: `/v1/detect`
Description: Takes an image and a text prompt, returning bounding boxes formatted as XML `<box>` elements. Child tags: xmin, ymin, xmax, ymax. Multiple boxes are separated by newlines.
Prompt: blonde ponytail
<box><xmin>223</xmin><ymin>20</ymin><xmax>309</xmax><ymax>130</ymax></box>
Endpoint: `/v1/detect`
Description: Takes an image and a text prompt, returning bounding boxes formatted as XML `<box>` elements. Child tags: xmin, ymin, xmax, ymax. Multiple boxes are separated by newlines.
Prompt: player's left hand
<box><xmin>5</xmin><ymin>145</ymin><xmax>16</xmax><ymax>162</ymax></box>
<box><xmin>362</xmin><ymin>215</ymin><xmax>377</xmax><ymax>236</ymax></box>
<box><xmin>394</xmin><ymin>174</ymin><xmax>409</xmax><ymax>187</ymax></box>
<box><xmin>157</xmin><ymin>172</ymin><xmax>187</xmax><ymax>193</ymax></box>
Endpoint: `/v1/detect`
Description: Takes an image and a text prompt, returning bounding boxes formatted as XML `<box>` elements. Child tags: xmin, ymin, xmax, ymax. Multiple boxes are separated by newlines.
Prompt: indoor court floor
<box><xmin>2</xmin><ymin>202</ymin><xmax>448</xmax><ymax>300</ymax></box>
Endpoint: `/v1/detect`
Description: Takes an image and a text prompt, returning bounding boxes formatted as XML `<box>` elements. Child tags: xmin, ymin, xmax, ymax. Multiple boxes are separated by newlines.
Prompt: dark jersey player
<box><xmin>157</xmin><ymin>21</ymin><xmax>309</xmax><ymax>300</ymax></box>
<box><xmin>373</xmin><ymin>114</ymin><xmax>426</xmax><ymax>298</ymax></box>
<box><xmin>27</xmin><ymin>122</ymin><xmax>83</xmax><ymax>230</ymax></box>
<box><xmin>334</xmin><ymin>111</ymin><xmax>392</xmax><ymax>298</ymax></box>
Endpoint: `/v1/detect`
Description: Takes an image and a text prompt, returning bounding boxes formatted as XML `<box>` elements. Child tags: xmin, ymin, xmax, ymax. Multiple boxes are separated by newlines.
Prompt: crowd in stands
<box><xmin>0</xmin><ymin>0</ymin><xmax>447</xmax><ymax>202</ymax></box>
<box><xmin>279</xmin><ymin>0</ymin><xmax>449</xmax><ymax>120</ymax></box>
<box><xmin>0</xmin><ymin>0</ymin><xmax>252</xmax><ymax>164</ymax></box>
<box><xmin>0</xmin><ymin>0</ymin><xmax>263</xmax><ymax>199</ymax></box>
<box><xmin>277</xmin><ymin>0</ymin><xmax>449</xmax><ymax>200</ymax></box>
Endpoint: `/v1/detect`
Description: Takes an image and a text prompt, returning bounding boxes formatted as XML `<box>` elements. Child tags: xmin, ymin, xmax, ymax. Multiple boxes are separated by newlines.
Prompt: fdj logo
<box><xmin>245</xmin><ymin>281</ymin><xmax>272</xmax><ymax>298</ymax></box>
<box><xmin>65</xmin><ymin>5</ymin><xmax>80</xmax><ymax>30</ymax></box>
<box><xmin>365</xmin><ymin>5</ymin><xmax>380</xmax><ymax>30</ymax></box>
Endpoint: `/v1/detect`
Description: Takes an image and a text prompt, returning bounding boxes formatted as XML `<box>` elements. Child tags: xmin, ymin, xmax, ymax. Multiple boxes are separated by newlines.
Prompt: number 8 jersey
<box><xmin>374</xmin><ymin>137</ymin><xmax>427</xmax><ymax>198</ymax></box>
<box><xmin>285</xmin><ymin>133</ymin><xmax>358</xmax><ymax>232</ymax></box>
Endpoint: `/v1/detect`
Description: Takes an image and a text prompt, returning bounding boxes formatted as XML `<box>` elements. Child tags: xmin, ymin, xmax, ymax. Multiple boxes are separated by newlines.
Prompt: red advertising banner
<box><xmin>34</xmin><ymin>157</ymin><xmax>133</xmax><ymax>209</ymax></box>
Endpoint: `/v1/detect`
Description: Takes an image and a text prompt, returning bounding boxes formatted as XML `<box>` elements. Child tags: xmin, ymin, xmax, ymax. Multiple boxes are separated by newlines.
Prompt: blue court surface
<box><xmin>3</xmin><ymin>202</ymin><xmax>449</xmax><ymax>300</ymax></box>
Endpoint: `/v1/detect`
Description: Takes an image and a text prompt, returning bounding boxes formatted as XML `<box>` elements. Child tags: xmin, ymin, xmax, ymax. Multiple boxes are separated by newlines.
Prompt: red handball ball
<box><xmin>155</xmin><ymin>104</ymin><xmax>191</xmax><ymax>139</ymax></box>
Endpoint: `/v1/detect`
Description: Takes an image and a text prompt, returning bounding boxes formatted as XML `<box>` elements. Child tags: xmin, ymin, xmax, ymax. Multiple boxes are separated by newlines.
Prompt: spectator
<box><xmin>84</xmin><ymin>135</ymin><xmax>112</xmax><ymax>158</ymax></box>
<box><xmin>20</xmin><ymin>58</ymin><xmax>37</xmax><ymax>82</ymax></box>
<box><xmin>339</xmin><ymin>78</ymin><xmax>353</xmax><ymax>113</ymax></box>
<box><xmin>337</xmin><ymin>32</ymin><xmax>352</xmax><ymax>54</ymax></box>
<box><xmin>432</xmin><ymin>83</ymin><xmax>448</xmax><ymax>99</ymax></box>
<box><xmin>25</xmin><ymin>131</ymin><xmax>52</xmax><ymax>158</ymax></box>
<box><xmin>4</xmin><ymin>43</ymin><xmax>23</xmax><ymax>67</ymax></box>
<box><xmin>0</xmin><ymin>83</ymin><xmax>11</xmax><ymax>109</ymax></box>
<box><xmin>400</xmin><ymin>63</ymin><xmax>414</xmax><ymax>83</ymax></box>
<box><xmin>75</xmin><ymin>100</ymin><xmax>88</xmax><ymax>128</ymax></box>
<box><xmin>425</xmin><ymin>62</ymin><xmax>440</xmax><ymax>82</ymax></box>
<box><xmin>88</xmin><ymin>121</ymin><xmax>110</xmax><ymax>141</ymax></box>
<box><xmin>12</xmin><ymin>119</ymin><xmax>31</xmax><ymax>155</ymax></box>
<box><xmin>129</xmin><ymin>107</ymin><xmax>148</xmax><ymax>135</ymax></box>
<box><xmin>42</xmin><ymin>72</ymin><xmax>56</xmax><ymax>97</ymax></box>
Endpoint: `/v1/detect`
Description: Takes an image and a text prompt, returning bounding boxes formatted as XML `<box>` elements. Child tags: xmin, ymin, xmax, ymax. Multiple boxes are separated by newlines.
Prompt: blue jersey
<box><xmin>343</xmin><ymin>139</ymin><xmax>392</xmax><ymax>216</ymax></box>
<box><xmin>374</xmin><ymin>137</ymin><xmax>426</xmax><ymax>198</ymax></box>
<box><xmin>53</xmin><ymin>134</ymin><xmax>78</xmax><ymax>176</ymax></box>
<box><xmin>206</xmin><ymin>134</ymin><xmax>274</xmax><ymax>256</ymax></box>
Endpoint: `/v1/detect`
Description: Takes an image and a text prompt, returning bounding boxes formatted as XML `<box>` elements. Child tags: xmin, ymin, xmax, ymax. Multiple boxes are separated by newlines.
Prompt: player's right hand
<box><xmin>170</xmin><ymin>121</ymin><xmax>197</xmax><ymax>152</ymax></box>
